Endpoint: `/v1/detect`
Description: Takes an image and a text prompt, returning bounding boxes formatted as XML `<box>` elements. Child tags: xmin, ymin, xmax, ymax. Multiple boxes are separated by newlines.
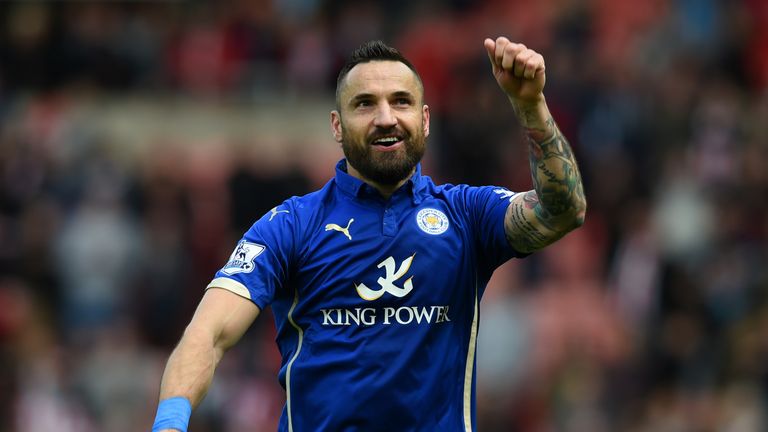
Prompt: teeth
<box><xmin>374</xmin><ymin>137</ymin><xmax>400</xmax><ymax>144</ymax></box>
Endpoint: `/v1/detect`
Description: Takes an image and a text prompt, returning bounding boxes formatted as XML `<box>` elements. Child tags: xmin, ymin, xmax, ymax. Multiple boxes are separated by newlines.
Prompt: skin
<box><xmin>154</xmin><ymin>37</ymin><xmax>585</xmax><ymax>431</ymax></box>
<box><xmin>155</xmin><ymin>288</ymin><xmax>259</xmax><ymax>428</ymax></box>
<box><xmin>483</xmin><ymin>36</ymin><xmax>587</xmax><ymax>253</ymax></box>
<box><xmin>331</xmin><ymin>60</ymin><xmax>430</xmax><ymax>199</ymax></box>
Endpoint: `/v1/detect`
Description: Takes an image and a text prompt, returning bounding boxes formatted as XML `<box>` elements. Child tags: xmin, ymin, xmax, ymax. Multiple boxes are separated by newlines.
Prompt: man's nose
<box><xmin>373</xmin><ymin>103</ymin><xmax>397</xmax><ymax>128</ymax></box>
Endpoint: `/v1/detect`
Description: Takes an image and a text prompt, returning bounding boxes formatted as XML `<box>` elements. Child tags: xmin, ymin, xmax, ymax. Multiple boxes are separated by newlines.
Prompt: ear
<box><xmin>330</xmin><ymin>110</ymin><xmax>343</xmax><ymax>143</ymax></box>
<box><xmin>422</xmin><ymin>104</ymin><xmax>430</xmax><ymax>138</ymax></box>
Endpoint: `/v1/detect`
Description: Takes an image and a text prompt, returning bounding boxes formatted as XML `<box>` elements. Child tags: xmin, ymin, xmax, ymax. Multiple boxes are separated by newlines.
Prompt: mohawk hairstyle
<box><xmin>335</xmin><ymin>40</ymin><xmax>423</xmax><ymax>109</ymax></box>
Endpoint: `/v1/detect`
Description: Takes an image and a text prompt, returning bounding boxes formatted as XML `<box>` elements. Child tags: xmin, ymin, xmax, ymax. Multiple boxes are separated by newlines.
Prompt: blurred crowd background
<box><xmin>1</xmin><ymin>0</ymin><xmax>767</xmax><ymax>431</ymax></box>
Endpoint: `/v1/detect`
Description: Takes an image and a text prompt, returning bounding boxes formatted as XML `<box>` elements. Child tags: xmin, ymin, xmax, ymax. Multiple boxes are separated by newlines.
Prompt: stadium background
<box><xmin>1</xmin><ymin>0</ymin><xmax>767</xmax><ymax>430</ymax></box>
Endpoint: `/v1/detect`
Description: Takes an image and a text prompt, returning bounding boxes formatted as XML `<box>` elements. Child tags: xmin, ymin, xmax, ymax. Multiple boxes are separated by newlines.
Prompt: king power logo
<box><xmin>355</xmin><ymin>254</ymin><xmax>416</xmax><ymax>301</ymax></box>
<box><xmin>320</xmin><ymin>305</ymin><xmax>451</xmax><ymax>326</ymax></box>
<box><xmin>319</xmin><ymin>253</ymin><xmax>452</xmax><ymax>327</ymax></box>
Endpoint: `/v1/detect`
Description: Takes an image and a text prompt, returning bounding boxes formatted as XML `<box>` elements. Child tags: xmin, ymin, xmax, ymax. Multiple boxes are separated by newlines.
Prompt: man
<box><xmin>152</xmin><ymin>37</ymin><xmax>586</xmax><ymax>432</ymax></box>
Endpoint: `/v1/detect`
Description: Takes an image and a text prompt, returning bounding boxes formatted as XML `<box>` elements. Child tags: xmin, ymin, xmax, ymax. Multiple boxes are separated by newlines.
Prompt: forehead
<box><xmin>339</xmin><ymin>60</ymin><xmax>422</xmax><ymax>102</ymax></box>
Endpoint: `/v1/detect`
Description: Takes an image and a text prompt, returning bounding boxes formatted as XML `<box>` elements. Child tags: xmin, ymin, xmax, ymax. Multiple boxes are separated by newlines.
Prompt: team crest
<box><xmin>222</xmin><ymin>240</ymin><xmax>265</xmax><ymax>275</ymax></box>
<box><xmin>416</xmin><ymin>208</ymin><xmax>449</xmax><ymax>235</ymax></box>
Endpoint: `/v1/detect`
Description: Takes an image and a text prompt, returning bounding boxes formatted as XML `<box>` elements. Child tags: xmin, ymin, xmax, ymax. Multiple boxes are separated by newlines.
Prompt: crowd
<box><xmin>1</xmin><ymin>1</ymin><xmax>767</xmax><ymax>430</ymax></box>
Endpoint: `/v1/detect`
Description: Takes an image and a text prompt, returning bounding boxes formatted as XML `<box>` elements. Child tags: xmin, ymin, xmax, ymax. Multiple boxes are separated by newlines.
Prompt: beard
<box><xmin>341</xmin><ymin>127</ymin><xmax>426</xmax><ymax>186</ymax></box>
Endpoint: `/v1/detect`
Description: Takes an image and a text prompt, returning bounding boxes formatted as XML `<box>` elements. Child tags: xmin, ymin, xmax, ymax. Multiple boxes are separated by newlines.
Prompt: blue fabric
<box><xmin>152</xmin><ymin>397</ymin><xmax>192</xmax><ymax>432</ymax></box>
<box><xmin>211</xmin><ymin>159</ymin><xmax>526</xmax><ymax>431</ymax></box>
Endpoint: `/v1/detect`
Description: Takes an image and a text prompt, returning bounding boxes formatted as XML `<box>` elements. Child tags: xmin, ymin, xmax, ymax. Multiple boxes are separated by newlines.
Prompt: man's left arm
<box><xmin>484</xmin><ymin>37</ymin><xmax>587</xmax><ymax>253</ymax></box>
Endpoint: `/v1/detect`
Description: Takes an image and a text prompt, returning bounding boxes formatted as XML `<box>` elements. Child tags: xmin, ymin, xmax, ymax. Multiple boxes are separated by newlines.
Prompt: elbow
<box><xmin>574</xmin><ymin>202</ymin><xmax>587</xmax><ymax>228</ymax></box>
<box><xmin>181</xmin><ymin>324</ymin><xmax>227</xmax><ymax>366</ymax></box>
<box><xmin>562</xmin><ymin>200</ymin><xmax>587</xmax><ymax>233</ymax></box>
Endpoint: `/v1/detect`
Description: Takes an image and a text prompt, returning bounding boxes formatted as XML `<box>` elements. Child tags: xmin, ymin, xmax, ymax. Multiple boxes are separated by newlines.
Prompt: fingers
<box><xmin>485</xmin><ymin>37</ymin><xmax>545</xmax><ymax>80</ymax></box>
<box><xmin>494</xmin><ymin>37</ymin><xmax>516</xmax><ymax>68</ymax></box>
<box><xmin>484</xmin><ymin>38</ymin><xmax>498</xmax><ymax>74</ymax></box>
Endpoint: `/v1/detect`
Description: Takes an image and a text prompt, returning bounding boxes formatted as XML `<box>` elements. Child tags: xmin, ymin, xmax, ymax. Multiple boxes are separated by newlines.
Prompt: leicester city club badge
<box><xmin>222</xmin><ymin>240</ymin><xmax>265</xmax><ymax>275</ymax></box>
<box><xmin>416</xmin><ymin>208</ymin><xmax>449</xmax><ymax>235</ymax></box>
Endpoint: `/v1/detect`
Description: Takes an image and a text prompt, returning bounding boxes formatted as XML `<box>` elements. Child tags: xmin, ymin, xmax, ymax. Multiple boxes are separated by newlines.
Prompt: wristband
<box><xmin>152</xmin><ymin>397</ymin><xmax>192</xmax><ymax>432</ymax></box>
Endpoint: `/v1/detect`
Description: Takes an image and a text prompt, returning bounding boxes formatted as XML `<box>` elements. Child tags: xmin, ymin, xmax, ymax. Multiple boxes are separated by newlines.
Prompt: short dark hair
<box><xmin>335</xmin><ymin>40</ymin><xmax>423</xmax><ymax>109</ymax></box>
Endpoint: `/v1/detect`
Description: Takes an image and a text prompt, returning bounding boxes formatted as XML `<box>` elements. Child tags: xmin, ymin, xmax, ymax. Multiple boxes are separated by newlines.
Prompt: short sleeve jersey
<box><xmin>208</xmin><ymin>160</ymin><xmax>525</xmax><ymax>432</ymax></box>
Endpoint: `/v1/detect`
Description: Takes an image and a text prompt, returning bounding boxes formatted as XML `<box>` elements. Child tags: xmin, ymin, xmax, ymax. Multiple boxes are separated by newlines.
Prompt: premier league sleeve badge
<box><xmin>222</xmin><ymin>240</ymin><xmax>266</xmax><ymax>275</ymax></box>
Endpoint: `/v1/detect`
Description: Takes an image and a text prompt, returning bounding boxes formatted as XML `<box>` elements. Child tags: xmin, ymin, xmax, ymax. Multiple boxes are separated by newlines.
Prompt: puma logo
<box><xmin>269</xmin><ymin>206</ymin><xmax>290</xmax><ymax>221</ymax></box>
<box><xmin>325</xmin><ymin>218</ymin><xmax>354</xmax><ymax>240</ymax></box>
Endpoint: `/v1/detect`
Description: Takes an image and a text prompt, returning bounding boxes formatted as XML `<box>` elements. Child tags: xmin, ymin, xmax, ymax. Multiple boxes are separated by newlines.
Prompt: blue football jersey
<box><xmin>208</xmin><ymin>160</ymin><xmax>525</xmax><ymax>432</ymax></box>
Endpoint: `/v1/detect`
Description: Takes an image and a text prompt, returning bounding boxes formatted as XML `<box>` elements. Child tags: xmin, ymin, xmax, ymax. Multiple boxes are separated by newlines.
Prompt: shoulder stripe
<box><xmin>206</xmin><ymin>277</ymin><xmax>251</xmax><ymax>300</ymax></box>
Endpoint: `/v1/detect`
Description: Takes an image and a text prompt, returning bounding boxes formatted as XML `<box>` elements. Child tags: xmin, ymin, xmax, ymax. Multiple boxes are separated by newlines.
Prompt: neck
<box><xmin>346</xmin><ymin>163</ymin><xmax>414</xmax><ymax>199</ymax></box>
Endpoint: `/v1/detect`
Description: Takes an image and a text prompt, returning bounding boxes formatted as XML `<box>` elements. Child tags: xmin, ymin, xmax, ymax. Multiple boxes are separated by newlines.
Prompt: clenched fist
<box><xmin>484</xmin><ymin>37</ymin><xmax>546</xmax><ymax>105</ymax></box>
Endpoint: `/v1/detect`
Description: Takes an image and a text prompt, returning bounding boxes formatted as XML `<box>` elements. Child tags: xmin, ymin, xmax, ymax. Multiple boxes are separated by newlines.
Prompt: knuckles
<box><xmin>489</xmin><ymin>38</ymin><xmax>546</xmax><ymax>76</ymax></box>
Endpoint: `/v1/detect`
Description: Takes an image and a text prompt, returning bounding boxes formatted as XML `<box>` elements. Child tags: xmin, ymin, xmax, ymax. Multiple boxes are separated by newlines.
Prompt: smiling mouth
<box><xmin>371</xmin><ymin>135</ymin><xmax>404</xmax><ymax>147</ymax></box>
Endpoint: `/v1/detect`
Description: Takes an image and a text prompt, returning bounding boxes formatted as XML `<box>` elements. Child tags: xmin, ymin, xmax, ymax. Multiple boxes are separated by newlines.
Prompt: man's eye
<box><xmin>394</xmin><ymin>98</ymin><xmax>411</xmax><ymax>105</ymax></box>
<box><xmin>356</xmin><ymin>100</ymin><xmax>372</xmax><ymax>108</ymax></box>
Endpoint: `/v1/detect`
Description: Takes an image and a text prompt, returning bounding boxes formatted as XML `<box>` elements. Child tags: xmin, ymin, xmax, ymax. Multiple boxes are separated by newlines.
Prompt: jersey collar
<box><xmin>334</xmin><ymin>159</ymin><xmax>427</xmax><ymax>204</ymax></box>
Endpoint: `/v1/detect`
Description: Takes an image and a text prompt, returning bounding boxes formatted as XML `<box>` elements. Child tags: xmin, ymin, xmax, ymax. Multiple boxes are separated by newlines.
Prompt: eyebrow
<box><xmin>349</xmin><ymin>93</ymin><xmax>375</xmax><ymax>106</ymax></box>
<box><xmin>348</xmin><ymin>91</ymin><xmax>416</xmax><ymax>106</ymax></box>
<box><xmin>391</xmin><ymin>91</ymin><xmax>415</xmax><ymax>100</ymax></box>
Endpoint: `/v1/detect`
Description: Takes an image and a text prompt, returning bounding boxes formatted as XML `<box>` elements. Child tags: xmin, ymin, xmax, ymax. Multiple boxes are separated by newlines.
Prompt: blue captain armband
<box><xmin>152</xmin><ymin>397</ymin><xmax>192</xmax><ymax>432</ymax></box>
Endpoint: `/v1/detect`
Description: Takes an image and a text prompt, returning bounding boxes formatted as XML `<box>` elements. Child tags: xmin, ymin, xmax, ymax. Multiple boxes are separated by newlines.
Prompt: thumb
<box><xmin>483</xmin><ymin>38</ymin><xmax>499</xmax><ymax>74</ymax></box>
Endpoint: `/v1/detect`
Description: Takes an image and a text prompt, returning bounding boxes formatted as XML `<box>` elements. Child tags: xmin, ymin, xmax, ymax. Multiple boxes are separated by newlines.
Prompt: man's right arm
<box><xmin>155</xmin><ymin>287</ymin><xmax>260</xmax><ymax>431</ymax></box>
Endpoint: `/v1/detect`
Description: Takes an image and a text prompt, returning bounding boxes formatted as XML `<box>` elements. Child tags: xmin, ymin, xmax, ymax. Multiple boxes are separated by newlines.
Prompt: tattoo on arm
<box><xmin>526</xmin><ymin>116</ymin><xmax>585</xmax><ymax>224</ymax></box>
<box><xmin>504</xmin><ymin>111</ymin><xmax>586</xmax><ymax>252</ymax></box>
<box><xmin>505</xmin><ymin>191</ymin><xmax>551</xmax><ymax>252</ymax></box>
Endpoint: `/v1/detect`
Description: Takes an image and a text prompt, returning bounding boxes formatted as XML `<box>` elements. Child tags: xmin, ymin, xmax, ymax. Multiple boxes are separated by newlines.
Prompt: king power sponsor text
<box><xmin>320</xmin><ymin>305</ymin><xmax>451</xmax><ymax>326</ymax></box>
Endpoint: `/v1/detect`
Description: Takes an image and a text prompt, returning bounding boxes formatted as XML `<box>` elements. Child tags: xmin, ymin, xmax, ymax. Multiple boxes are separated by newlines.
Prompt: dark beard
<box><xmin>342</xmin><ymin>132</ymin><xmax>425</xmax><ymax>186</ymax></box>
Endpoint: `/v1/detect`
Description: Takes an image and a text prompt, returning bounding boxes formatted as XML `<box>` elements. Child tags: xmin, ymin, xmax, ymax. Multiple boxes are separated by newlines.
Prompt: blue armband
<box><xmin>152</xmin><ymin>397</ymin><xmax>192</xmax><ymax>432</ymax></box>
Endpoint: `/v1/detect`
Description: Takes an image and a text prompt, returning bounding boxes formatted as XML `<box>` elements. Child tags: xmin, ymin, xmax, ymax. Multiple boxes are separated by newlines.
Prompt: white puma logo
<box><xmin>269</xmin><ymin>206</ymin><xmax>290</xmax><ymax>221</ymax></box>
<box><xmin>493</xmin><ymin>188</ymin><xmax>516</xmax><ymax>202</ymax></box>
<box><xmin>325</xmin><ymin>218</ymin><xmax>354</xmax><ymax>240</ymax></box>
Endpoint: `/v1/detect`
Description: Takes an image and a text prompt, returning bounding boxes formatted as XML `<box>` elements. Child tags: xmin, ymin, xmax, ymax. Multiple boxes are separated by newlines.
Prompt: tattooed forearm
<box><xmin>524</xmin><ymin>190</ymin><xmax>558</xmax><ymax>231</ymax></box>
<box><xmin>522</xmin><ymin>115</ymin><xmax>557</xmax><ymax>144</ymax></box>
<box><xmin>503</xmin><ymin>101</ymin><xmax>586</xmax><ymax>252</ymax></box>
<box><xmin>511</xmin><ymin>103</ymin><xmax>544</xmax><ymax>129</ymax></box>
<box><xmin>526</xmin><ymin>117</ymin><xmax>585</xmax><ymax>224</ymax></box>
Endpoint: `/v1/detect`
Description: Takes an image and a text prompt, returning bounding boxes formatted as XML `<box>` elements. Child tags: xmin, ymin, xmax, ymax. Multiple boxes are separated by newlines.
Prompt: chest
<box><xmin>294</xmin><ymin>200</ymin><xmax>474</xmax><ymax>309</ymax></box>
